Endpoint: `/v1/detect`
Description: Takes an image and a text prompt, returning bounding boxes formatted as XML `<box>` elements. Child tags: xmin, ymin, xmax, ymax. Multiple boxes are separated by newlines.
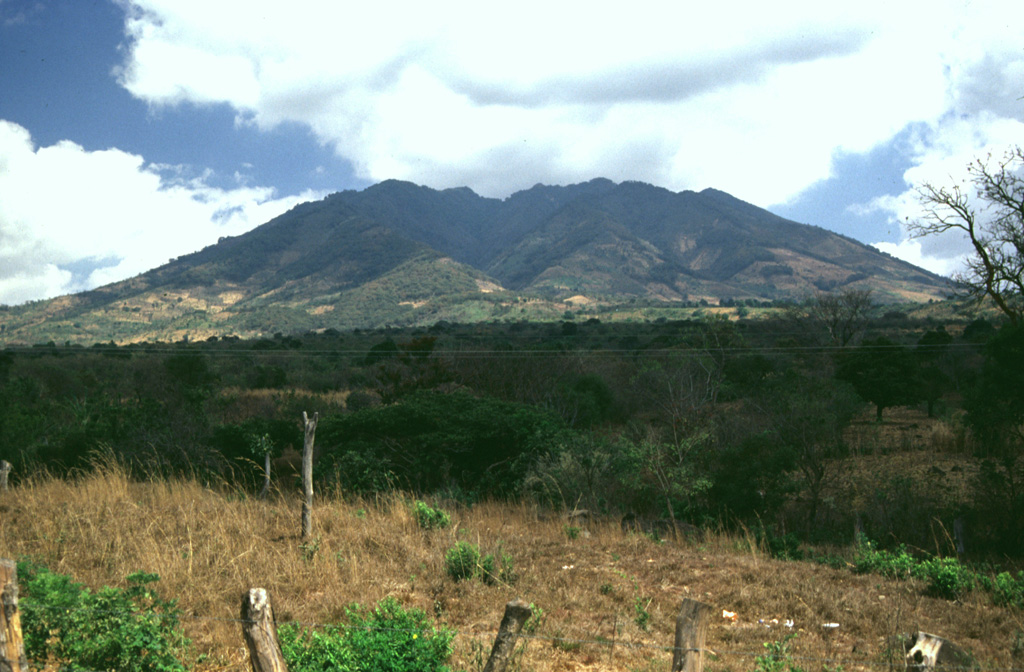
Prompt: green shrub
<box><xmin>920</xmin><ymin>557</ymin><xmax>974</xmax><ymax>600</ymax></box>
<box><xmin>443</xmin><ymin>541</ymin><xmax>514</xmax><ymax>585</ymax></box>
<box><xmin>853</xmin><ymin>535</ymin><xmax>1024</xmax><ymax>605</ymax></box>
<box><xmin>986</xmin><ymin>571</ymin><xmax>1024</xmax><ymax>608</ymax></box>
<box><xmin>480</xmin><ymin>546</ymin><xmax>516</xmax><ymax>586</ymax></box>
<box><xmin>444</xmin><ymin>541</ymin><xmax>480</xmax><ymax>582</ymax></box>
<box><xmin>17</xmin><ymin>561</ymin><xmax>189</xmax><ymax>672</ymax></box>
<box><xmin>279</xmin><ymin>596</ymin><xmax>454</xmax><ymax>672</ymax></box>
<box><xmin>413</xmin><ymin>501</ymin><xmax>451</xmax><ymax>530</ymax></box>
<box><xmin>852</xmin><ymin>536</ymin><xmax>917</xmax><ymax>580</ymax></box>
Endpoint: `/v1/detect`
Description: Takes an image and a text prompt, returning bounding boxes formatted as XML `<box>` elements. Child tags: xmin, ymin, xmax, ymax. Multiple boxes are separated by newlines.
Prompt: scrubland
<box><xmin>1</xmin><ymin>459</ymin><xmax>1020</xmax><ymax>672</ymax></box>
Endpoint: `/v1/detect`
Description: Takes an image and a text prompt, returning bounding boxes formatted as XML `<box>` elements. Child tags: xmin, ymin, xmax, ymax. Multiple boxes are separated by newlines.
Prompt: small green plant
<box><xmin>617</xmin><ymin>571</ymin><xmax>652</xmax><ymax>631</ymax></box>
<box><xmin>599</xmin><ymin>582</ymin><xmax>614</xmax><ymax>595</ymax></box>
<box><xmin>17</xmin><ymin>560</ymin><xmax>189</xmax><ymax>672</ymax></box>
<box><xmin>552</xmin><ymin>629</ymin><xmax>582</xmax><ymax>652</ymax></box>
<box><xmin>445</xmin><ymin>541</ymin><xmax>480</xmax><ymax>582</ymax></box>
<box><xmin>444</xmin><ymin>541</ymin><xmax>515</xmax><ymax>585</ymax></box>
<box><xmin>413</xmin><ymin>500</ymin><xmax>451</xmax><ymax>530</ymax></box>
<box><xmin>633</xmin><ymin>595</ymin><xmax>652</xmax><ymax>631</ymax></box>
<box><xmin>300</xmin><ymin>537</ymin><xmax>321</xmax><ymax>562</ymax></box>
<box><xmin>279</xmin><ymin>596</ymin><xmax>454</xmax><ymax>672</ymax></box>
<box><xmin>754</xmin><ymin>634</ymin><xmax>805</xmax><ymax>672</ymax></box>
<box><xmin>563</xmin><ymin>524</ymin><xmax>581</xmax><ymax>540</ymax></box>
<box><xmin>523</xmin><ymin>603</ymin><xmax>546</xmax><ymax>634</ymax></box>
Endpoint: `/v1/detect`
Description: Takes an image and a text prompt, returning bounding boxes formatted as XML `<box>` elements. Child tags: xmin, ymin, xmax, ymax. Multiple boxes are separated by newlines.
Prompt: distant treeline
<box><xmin>1</xmin><ymin>311</ymin><xmax>1021</xmax><ymax>558</ymax></box>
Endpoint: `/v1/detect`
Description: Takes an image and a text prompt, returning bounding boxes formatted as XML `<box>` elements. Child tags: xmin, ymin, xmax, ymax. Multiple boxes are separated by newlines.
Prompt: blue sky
<box><xmin>1</xmin><ymin>0</ymin><xmax>1022</xmax><ymax>305</ymax></box>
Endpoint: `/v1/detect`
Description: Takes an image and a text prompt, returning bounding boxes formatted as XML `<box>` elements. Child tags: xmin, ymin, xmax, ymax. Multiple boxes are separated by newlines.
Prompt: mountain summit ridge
<box><xmin>0</xmin><ymin>179</ymin><xmax>949</xmax><ymax>344</ymax></box>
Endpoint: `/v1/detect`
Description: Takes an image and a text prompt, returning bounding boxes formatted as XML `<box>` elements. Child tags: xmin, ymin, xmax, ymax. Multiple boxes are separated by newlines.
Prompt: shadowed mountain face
<box><xmin>0</xmin><ymin>179</ymin><xmax>949</xmax><ymax>344</ymax></box>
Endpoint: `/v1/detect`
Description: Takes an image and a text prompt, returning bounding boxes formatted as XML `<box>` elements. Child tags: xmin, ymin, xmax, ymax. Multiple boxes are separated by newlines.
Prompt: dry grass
<box><xmin>1</xmin><ymin>462</ymin><xmax>1021</xmax><ymax>672</ymax></box>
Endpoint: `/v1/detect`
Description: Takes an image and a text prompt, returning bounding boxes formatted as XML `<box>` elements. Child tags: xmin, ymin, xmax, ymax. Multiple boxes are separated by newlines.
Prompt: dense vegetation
<box><xmin>1</xmin><ymin>304</ymin><xmax>1021</xmax><ymax>561</ymax></box>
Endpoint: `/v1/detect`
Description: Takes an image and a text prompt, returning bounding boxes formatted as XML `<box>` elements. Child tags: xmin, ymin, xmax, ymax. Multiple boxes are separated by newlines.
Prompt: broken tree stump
<box><xmin>672</xmin><ymin>598</ymin><xmax>715</xmax><ymax>672</ymax></box>
<box><xmin>482</xmin><ymin>599</ymin><xmax>532</xmax><ymax>672</ymax></box>
<box><xmin>1</xmin><ymin>559</ymin><xmax>28</xmax><ymax>672</ymax></box>
<box><xmin>240</xmin><ymin>588</ymin><xmax>288</xmax><ymax>672</ymax></box>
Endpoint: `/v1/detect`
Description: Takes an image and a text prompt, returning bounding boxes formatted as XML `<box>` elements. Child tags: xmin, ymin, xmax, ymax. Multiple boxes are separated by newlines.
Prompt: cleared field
<box><xmin>1</xmin><ymin>461</ymin><xmax>1019</xmax><ymax>672</ymax></box>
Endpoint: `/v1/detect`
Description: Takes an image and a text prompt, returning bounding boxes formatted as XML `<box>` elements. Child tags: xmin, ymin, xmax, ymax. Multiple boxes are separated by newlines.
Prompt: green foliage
<box><xmin>278</xmin><ymin>596</ymin><xmax>454</xmax><ymax>672</ymax></box>
<box><xmin>300</xmin><ymin>537</ymin><xmax>322</xmax><ymax>562</ymax></box>
<box><xmin>443</xmin><ymin>541</ymin><xmax>514</xmax><ymax>585</ymax></box>
<box><xmin>754</xmin><ymin>634</ymin><xmax>805</xmax><ymax>672</ymax></box>
<box><xmin>633</xmin><ymin>595</ymin><xmax>652</xmax><ymax>631</ymax></box>
<box><xmin>318</xmin><ymin>389</ymin><xmax>569</xmax><ymax>495</ymax></box>
<box><xmin>522</xmin><ymin>603</ymin><xmax>546</xmax><ymax>634</ymax></box>
<box><xmin>444</xmin><ymin>541</ymin><xmax>480</xmax><ymax>582</ymax></box>
<box><xmin>617</xmin><ymin>431</ymin><xmax>714</xmax><ymax>522</ymax></box>
<box><xmin>563</xmin><ymin>524</ymin><xmax>581</xmax><ymax>540</ymax></box>
<box><xmin>17</xmin><ymin>561</ymin><xmax>189</xmax><ymax>672</ymax></box>
<box><xmin>852</xmin><ymin>536</ymin><xmax>1024</xmax><ymax>603</ymax></box>
<box><xmin>482</xmin><ymin>545</ymin><xmax>517</xmax><ymax>585</ymax></box>
<box><xmin>757</xmin><ymin>527</ymin><xmax>804</xmax><ymax>561</ymax></box>
<box><xmin>412</xmin><ymin>501</ymin><xmax>451</xmax><ymax>530</ymax></box>
<box><xmin>837</xmin><ymin>338</ymin><xmax>923</xmax><ymax>420</ymax></box>
<box><xmin>981</xmin><ymin>571</ymin><xmax>1024</xmax><ymax>609</ymax></box>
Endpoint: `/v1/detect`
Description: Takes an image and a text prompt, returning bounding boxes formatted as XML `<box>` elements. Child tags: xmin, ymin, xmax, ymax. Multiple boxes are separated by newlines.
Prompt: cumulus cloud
<box><xmin>113</xmin><ymin>0</ymin><xmax>1002</xmax><ymax>206</ymax></box>
<box><xmin>0</xmin><ymin>120</ymin><xmax>320</xmax><ymax>305</ymax></box>
<box><xmin>863</xmin><ymin>97</ymin><xmax>1024</xmax><ymax>277</ymax></box>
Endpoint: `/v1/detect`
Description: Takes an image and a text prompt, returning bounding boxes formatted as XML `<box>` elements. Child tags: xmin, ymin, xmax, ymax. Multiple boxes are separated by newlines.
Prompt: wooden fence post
<box><xmin>1</xmin><ymin>559</ymin><xmax>28</xmax><ymax>672</ymax></box>
<box><xmin>0</xmin><ymin>461</ymin><xmax>10</xmax><ymax>492</ymax></box>
<box><xmin>300</xmin><ymin>412</ymin><xmax>318</xmax><ymax>540</ymax></box>
<box><xmin>671</xmin><ymin>598</ymin><xmax>714</xmax><ymax>672</ymax></box>
<box><xmin>240</xmin><ymin>588</ymin><xmax>288</xmax><ymax>672</ymax></box>
<box><xmin>482</xmin><ymin>599</ymin><xmax>532</xmax><ymax>672</ymax></box>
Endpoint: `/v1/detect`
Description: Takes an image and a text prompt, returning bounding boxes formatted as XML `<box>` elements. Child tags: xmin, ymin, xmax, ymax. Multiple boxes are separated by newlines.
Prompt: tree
<box><xmin>962</xmin><ymin>324</ymin><xmax>1024</xmax><ymax>553</ymax></box>
<box><xmin>916</xmin><ymin>327</ymin><xmax>954</xmax><ymax>417</ymax></box>
<box><xmin>809</xmin><ymin>288</ymin><xmax>874</xmax><ymax>347</ymax></box>
<box><xmin>910</xmin><ymin>146</ymin><xmax>1024</xmax><ymax>325</ymax></box>
<box><xmin>618</xmin><ymin>428</ymin><xmax>714</xmax><ymax>532</ymax></box>
<box><xmin>837</xmin><ymin>337</ymin><xmax>923</xmax><ymax>421</ymax></box>
<box><xmin>751</xmin><ymin>371</ymin><xmax>860</xmax><ymax>533</ymax></box>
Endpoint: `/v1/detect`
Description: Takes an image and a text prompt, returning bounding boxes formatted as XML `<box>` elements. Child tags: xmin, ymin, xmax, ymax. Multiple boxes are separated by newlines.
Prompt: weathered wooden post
<box><xmin>1</xmin><ymin>559</ymin><xmax>28</xmax><ymax>672</ymax></box>
<box><xmin>482</xmin><ymin>599</ymin><xmax>532</xmax><ymax>672</ymax></box>
<box><xmin>0</xmin><ymin>461</ymin><xmax>10</xmax><ymax>492</ymax></box>
<box><xmin>300</xmin><ymin>412</ymin><xmax>318</xmax><ymax>540</ymax></box>
<box><xmin>671</xmin><ymin>598</ymin><xmax>715</xmax><ymax>672</ymax></box>
<box><xmin>240</xmin><ymin>588</ymin><xmax>288</xmax><ymax>672</ymax></box>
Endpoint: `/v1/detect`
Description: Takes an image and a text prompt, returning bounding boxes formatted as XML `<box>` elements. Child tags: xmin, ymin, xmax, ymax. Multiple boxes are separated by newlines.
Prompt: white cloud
<box><xmin>0</xmin><ymin>120</ymin><xmax>321</xmax><ymax>305</ymax></box>
<box><xmin>871</xmin><ymin>239</ymin><xmax>966</xmax><ymax>278</ymax></box>
<box><xmin>112</xmin><ymin>0</ymin><xmax>1023</xmax><ymax>207</ymax></box>
<box><xmin>859</xmin><ymin>113</ymin><xmax>1024</xmax><ymax>277</ymax></box>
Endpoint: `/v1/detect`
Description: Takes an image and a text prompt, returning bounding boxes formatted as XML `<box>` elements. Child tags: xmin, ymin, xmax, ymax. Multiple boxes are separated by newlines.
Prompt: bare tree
<box><xmin>809</xmin><ymin>288</ymin><xmax>874</xmax><ymax>347</ymax></box>
<box><xmin>910</xmin><ymin>146</ymin><xmax>1024</xmax><ymax>325</ymax></box>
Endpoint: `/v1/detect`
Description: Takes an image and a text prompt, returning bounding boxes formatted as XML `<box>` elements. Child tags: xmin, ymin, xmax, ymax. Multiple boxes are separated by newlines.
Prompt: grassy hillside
<box><xmin>1</xmin><ymin>463</ymin><xmax>1019</xmax><ymax>672</ymax></box>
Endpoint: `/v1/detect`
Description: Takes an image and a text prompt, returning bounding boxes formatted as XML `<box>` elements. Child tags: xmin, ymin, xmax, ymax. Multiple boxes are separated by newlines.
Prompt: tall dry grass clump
<box><xmin>1</xmin><ymin>460</ymin><xmax>1020</xmax><ymax>672</ymax></box>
